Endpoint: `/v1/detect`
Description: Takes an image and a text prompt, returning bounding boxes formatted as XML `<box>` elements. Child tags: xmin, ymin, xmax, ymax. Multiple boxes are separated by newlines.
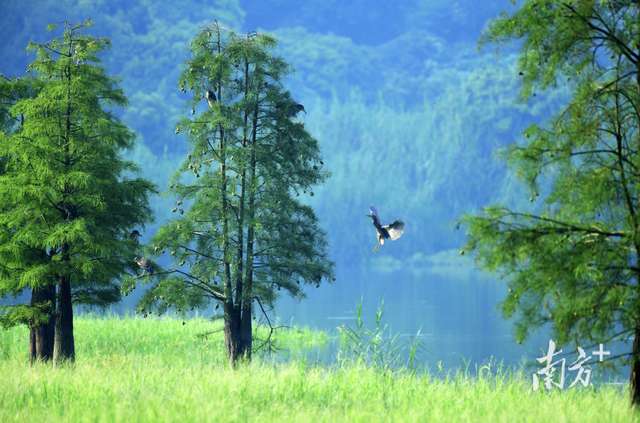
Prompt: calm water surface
<box><xmin>275</xmin><ymin>262</ymin><xmax>629</xmax><ymax>383</ymax></box>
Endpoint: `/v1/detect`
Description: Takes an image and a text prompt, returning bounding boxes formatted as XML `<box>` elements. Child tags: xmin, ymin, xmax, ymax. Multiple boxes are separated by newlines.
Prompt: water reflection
<box><xmin>275</xmin><ymin>262</ymin><xmax>628</xmax><ymax>383</ymax></box>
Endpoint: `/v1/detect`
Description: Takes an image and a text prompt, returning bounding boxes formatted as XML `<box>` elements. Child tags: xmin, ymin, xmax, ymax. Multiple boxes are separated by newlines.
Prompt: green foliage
<box><xmin>0</xmin><ymin>1</ymin><xmax>576</xmax><ymax>269</ymax></box>
<box><xmin>0</xmin><ymin>21</ymin><xmax>158</xmax><ymax>331</ymax></box>
<box><xmin>0</xmin><ymin>0</ymin><xmax>581</xmax><ymax>271</ymax></box>
<box><xmin>272</xmin><ymin>27</ymin><xmax>381</xmax><ymax>98</ymax></box>
<box><xmin>0</xmin><ymin>0</ymin><xmax>245</xmax><ymax>154</ymax></box>
<box><xmin>0</xmin><ymin>0</ymin><xmax>521</xmax><ymax>156</ymax></box>
<box><xmin>0</xmin><ymin>75</ymin><xmax>39</xmax><ymax>137</ymax></box>
<box><xmin>460</xmin><ymin>0</ymin><xmax>640</xmax><ymax>376</ymax></box>
<box><xmin>128</xmin><ymin>23</ymin><xmax>334</xmax><ymax>361</ymax></box>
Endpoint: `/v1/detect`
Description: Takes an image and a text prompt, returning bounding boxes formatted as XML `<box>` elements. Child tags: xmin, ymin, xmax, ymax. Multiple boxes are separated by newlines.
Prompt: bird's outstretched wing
<box><xmin>369</xmin><ymin>205</ymin><xmax>382</xmax><ymax>226</ymax></box>
<box><xmin>387</xmin><ymin>219</ymin><xmax>405</xmax><ymax>241</ymax></box>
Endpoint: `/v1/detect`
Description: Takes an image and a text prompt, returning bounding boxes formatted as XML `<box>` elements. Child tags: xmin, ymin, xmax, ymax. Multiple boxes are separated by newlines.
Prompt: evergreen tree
<box><xmin>0</xmin><ymin>20</ymin><xmax>158</xmax><ymax>366</ymax></box>
<box><xmin>458</xmin><ymin>0</ymin><xmax>640</xmax><ymax>406</ymax></box>
<box><xmin>0</xmin><ymin>74</ymin><xmax>58</xmax><ymax>363</ymax></box>
<box><xmin>129</xmin><ymin>22</ymin><xmax>335</xmax><ymax>363</ymax></box>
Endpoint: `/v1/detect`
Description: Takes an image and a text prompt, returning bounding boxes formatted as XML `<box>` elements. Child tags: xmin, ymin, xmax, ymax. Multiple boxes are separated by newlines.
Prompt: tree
<box><xmin>128</xmin><ymin>22</ymin><xmax>335</xmax><ymax>364</ymax></box>
<box><xmin>458</xmin><ymin>0</ymin><xmax>640</xmax><ymax>406</ymax></box>
<box><xmin>0</xmin><ymin>74</ymin><xmax>58</xmax><ymax>364</ymax></box>
<box><xmin>0</xmin><ymin>20</ymin><xmax>158</xmax><ymax>366</ymax></box>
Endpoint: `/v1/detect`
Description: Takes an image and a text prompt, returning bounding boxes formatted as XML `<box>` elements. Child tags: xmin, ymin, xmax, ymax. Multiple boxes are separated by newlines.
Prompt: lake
<box><xmin>275</xmin><ymin>260</ymin><xmax>629</xmax><ymax>384</ymax></box>
<box><xmin>275</xmin><ymin>262</ymin><xmax>542</xmax><ymax>367</ymax></box>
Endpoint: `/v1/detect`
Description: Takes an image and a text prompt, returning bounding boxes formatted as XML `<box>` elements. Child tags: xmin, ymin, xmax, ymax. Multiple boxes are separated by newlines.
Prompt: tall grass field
<box><xmin>0</xmin><ymin>315</ymin><xmax>637</xmax><ymax>422</ymax></box>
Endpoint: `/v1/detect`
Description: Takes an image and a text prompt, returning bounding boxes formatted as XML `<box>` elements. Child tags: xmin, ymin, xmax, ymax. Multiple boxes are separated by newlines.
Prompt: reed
<box><xmin>0</xmin><ymin>315</ymin><xmax>635</xmax><ymax>423</ymax></box>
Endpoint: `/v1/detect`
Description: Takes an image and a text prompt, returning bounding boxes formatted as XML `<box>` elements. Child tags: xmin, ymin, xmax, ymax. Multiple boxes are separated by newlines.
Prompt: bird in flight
<box><xmin>366</xmin><ymin>205</ymin><xmax>405</xmax><ymax>254</ymax></box>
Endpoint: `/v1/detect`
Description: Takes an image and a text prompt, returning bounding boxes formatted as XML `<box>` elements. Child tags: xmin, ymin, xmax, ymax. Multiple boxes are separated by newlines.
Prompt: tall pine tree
<box><xmin>128</xmin><ymin>22</ymin><xmax>334</xmax><ymax>363</ymax></box>
<box><xmin>0</xmin><ymin>20</ymin><xmax>158</xmax><ymax>366</ymax></box>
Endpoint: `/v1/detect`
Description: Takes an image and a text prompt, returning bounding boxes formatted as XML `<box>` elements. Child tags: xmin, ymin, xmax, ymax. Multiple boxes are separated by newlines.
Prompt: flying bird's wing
<box><xmin>369</xmin><ymin>205</ymin><xmax>382</xmax><ymax>227</ymax></box>
<box><xmin>386</xmin><ymin>219</ymin><xmax>405</xmax><ymax>241</ymax></box>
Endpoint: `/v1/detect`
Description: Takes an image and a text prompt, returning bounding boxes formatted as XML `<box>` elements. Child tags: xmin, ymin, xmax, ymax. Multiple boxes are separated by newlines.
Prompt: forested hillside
<box><xmin>0</xmin><ymin>0</ymin><xmax>567</xmax><ymax>266</ymax></box>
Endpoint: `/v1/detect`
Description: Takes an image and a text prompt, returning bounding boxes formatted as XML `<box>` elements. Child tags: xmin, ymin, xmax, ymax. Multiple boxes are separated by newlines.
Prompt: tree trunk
<box><xmin>53</xmin><ymin>276</ymin><xmax>74</xmax><ymax>366</ymax></box>
<box><xmin>29</xmin><ymin>324</ymin><xmax>35</xmax><ymax>363</ymax></box>
<box><xmin>632</xmin><ymin>325</ymin><xmax>640</xmax><ymax>406</ymax></box>
<box><xmin>29</xmin><ymin>285</ymin><xmax>56</xmax><ymax>364</ymax></box>
<box><xmin>53</xmin><ymin>37</ymin><xmax>75</xmax><ymax>368</ymax></box>
<box><xmin>224</xmin><ymin>302</ymin><xmax>243</xmax><ymax>364</ymax></box>
<box><xmin>240</xmin><ymin>296</ymin><xmax>252</xmax><ymax>360</ymax></box>
<box><xmin>634</xmin><ymin>17</ymin><xmax>640</xmax><ymax>409</ymax></box>
<box><xmin>215</xmin><ymin>24</ymin><xmax>238</xmax><ymax>366</ymax></box>
<box><xmin>235</xmin><ymin>55</ymin><xmax>251</xmax><ymax>361</ymax></box>
<box><xmin>240</xmin><ymin>95</ymin><xmax>259</xmax><ymax>361</ymax></box>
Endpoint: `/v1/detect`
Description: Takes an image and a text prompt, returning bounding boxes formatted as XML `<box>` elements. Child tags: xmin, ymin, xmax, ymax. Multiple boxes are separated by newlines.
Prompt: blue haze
<box><xmin>1</xmin><ymin>0</ymin><xmax>621</xmax><ymax>378</ymax></box>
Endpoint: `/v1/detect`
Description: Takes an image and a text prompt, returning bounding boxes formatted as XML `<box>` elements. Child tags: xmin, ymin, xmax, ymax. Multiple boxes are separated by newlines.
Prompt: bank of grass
<box><xmin>0</xmin><ymin>315</ymin><xmax>637</xmax><ymax>423</ymax></box>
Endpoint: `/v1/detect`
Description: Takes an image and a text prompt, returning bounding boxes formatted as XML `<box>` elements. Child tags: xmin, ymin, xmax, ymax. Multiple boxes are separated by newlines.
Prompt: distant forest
<box><xmin>0</xmin><ymin>0</ymin><xmax>567</xmax><ymax>266</ymax></box>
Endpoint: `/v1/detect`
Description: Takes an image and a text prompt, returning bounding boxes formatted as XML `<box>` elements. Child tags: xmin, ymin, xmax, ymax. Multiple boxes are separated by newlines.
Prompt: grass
<box><xmin>0</xmin><ymin>314</ymin><xmax>637</xmax><ymax>423</ymax></box>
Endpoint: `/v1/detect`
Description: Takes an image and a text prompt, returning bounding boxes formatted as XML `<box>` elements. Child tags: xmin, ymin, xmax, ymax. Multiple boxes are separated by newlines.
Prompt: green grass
<box><xmin>0</xmin><ymin>315</ymin><xmax>637</xmax><ymax>423</ymax></box>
